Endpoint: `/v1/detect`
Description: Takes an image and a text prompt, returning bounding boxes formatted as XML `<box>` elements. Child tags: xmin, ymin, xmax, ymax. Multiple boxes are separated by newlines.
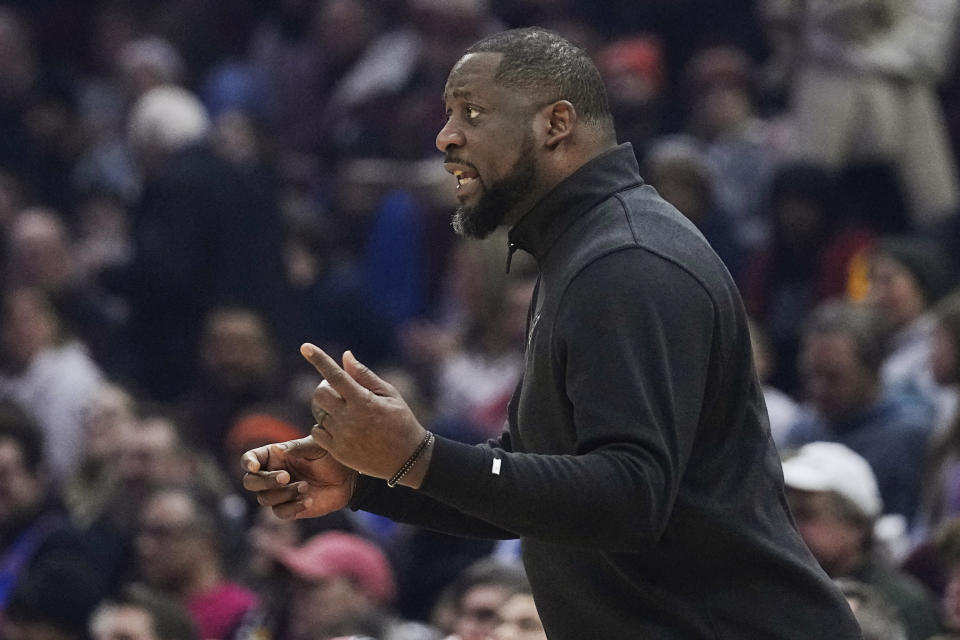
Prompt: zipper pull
<box><xmin>506</xmin><ymin>241</ymin><xmax>517</xmax><ymax>273</ymax></box>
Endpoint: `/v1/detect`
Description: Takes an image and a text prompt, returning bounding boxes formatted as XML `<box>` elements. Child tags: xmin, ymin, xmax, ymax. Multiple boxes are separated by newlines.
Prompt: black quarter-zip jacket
<box><xmin>352</xmin><ymin>144</ymin><xmax>861</xmax><ymax>639</ymax></box>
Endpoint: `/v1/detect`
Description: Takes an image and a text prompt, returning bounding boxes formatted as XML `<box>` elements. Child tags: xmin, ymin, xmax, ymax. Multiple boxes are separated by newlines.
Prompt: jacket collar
<box><xmin>507</xmin><ymin>143</ymin><xmax>643</xmax><ymax>264</ymax></box>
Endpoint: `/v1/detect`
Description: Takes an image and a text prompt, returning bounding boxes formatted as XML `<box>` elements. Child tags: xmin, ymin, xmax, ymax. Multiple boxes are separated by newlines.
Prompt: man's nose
<box><xmin>436</xmin><ymin>121</ymin><xmax>464</xmax><ymax>152</ymax></box>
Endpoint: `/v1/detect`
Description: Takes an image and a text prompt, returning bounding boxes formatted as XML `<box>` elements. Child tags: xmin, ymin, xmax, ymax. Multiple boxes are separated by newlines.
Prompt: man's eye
<box><xmin>466</xmin><ymin>106</ymin><xmax>481</xmax><ymax>120</ymax></box>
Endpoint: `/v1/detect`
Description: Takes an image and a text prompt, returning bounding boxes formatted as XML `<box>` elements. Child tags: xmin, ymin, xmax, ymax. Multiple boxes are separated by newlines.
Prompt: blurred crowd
<box><xmin>2</xmin><ymin>0</ymin><xmax>960</xmax><ymax>639</ymax></box>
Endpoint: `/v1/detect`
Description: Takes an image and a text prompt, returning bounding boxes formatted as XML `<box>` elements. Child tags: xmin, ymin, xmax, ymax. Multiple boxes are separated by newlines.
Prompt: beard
<box><xmin>451</xmin><ymin>134</ymin><xmax>537</xmax><ymax>239</ymax></box>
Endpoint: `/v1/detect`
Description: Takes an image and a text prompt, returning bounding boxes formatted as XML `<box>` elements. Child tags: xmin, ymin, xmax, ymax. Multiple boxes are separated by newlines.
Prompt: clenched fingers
<box><xmin>254</xmin><ymin>482</ymin><xmax>304</xmax><ymax>507</ymax></box>
<box><xmin>242</xmin><ymin>469</ymin><xmax>291</xmax><ymax>492</ymax></box>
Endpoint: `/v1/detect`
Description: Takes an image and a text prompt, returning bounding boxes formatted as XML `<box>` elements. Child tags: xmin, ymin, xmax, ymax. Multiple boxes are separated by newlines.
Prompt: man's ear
<box><xmin>544</xmin><ymin>100</ymin><xmax>576</xmax><ymax>149</ymax></box>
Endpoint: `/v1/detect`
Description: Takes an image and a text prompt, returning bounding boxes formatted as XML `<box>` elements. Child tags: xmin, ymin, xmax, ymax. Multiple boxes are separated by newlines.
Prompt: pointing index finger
<box><xmin>300</xmin><ymin>343</ymin><xmax>363</xmax><ymax>400</ymax></box>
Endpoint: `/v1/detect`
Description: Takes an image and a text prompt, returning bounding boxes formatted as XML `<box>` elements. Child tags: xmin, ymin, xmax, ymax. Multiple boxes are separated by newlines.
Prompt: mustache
<box><xmin>443</xmin><ymin>154</ymin><xmax>478</xmax><ymax>171</ymax></box>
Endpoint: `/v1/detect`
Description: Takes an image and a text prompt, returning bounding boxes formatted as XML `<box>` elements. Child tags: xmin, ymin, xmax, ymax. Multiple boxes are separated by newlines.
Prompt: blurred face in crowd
<box><xmin>80</xmin><ymin>384</ymin><xmax>136</xmax><ymax>465</ymax></box>
<box><xmin>0</xmin><ymin>436</ymin><xmax>43</xmax><ymax>523</ymax></box>
<box><xmin>90</xmin><ymin>605</ymin><xmax>158</xmax><ymax>640</ymax></box>
<box><xmin>492</xmin><ymin>593</ymin><xmax>546</xmax><ymax>640</ymax></box>
<box><xmin>118</xmin><ymin>417</ymin><xmax>190</xmax><ymax>489</ymax></box>
<box><xmin>786</xmin><ymin>489</ymin><xmax>864</xmax><ymax>577</ymax></box>
<box><xmin>200</xmin><ymin>309</ymin><xmax>275</xmax><ymax>392</ymax></box>
<box><xmin>1</xmin><ymin>288</ymin><xmax>58</xmax><ymax>370</ymax></box>
<box><xmin>437</xmin><ymin>52</ymin><xmax>541</xmax><ymax>239</ymax></box>
<box><xmin>800</xmin><ymin>330</ymin><xmax>877</xmax><ymax>421</ymax></box>
<box><xmin>6</xmin><ymin>209</ymin><xmax>73</xmax><ymax>291</ymax></box>
<box><xmin>453</xmin><ymin>584</ymin><xmax>515</xmax><ymax>640</ymax></box>
<box><xmin>287</xmin><ymin>574</ymin><xmax>369</xmax><ymax>640</ymax></box>
<box><xmin>867</xmin><ymin>253</ymin><xmax>926</xmax><ymax>330</ymax></box>
<box><xmin>135</xmin><ymin>491</ymin><xmax>209</xmax><ymax>591</ymax></box>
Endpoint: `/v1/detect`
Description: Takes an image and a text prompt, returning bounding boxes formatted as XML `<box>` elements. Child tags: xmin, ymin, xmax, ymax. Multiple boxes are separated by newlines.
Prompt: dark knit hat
<box><xmin>872</xmin><ymin>235</ymin><xmax>955</xmax><ymax>305</ymax></box>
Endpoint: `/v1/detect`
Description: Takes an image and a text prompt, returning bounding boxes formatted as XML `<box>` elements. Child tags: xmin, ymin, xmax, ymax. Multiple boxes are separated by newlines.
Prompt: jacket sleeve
<box><xmin>355</xmin><ymin>249</ymin><xmax>717</xmax><ymax>551</ymax></box>
<box><xmin>351</xmin><ymin>434</ymin><xmax>519</xmax><ymax>540</ymax></box>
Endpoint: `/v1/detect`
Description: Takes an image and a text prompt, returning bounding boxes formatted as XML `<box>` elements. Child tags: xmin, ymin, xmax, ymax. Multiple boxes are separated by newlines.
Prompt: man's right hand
<box><xmin>241</xmin><ymin>436</ymin><xmax>357</xmax><ymax>520</ymax></box>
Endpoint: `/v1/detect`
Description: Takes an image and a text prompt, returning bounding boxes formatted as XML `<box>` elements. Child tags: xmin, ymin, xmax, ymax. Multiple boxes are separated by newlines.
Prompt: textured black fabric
<box><xmin>354</xmin><ymin>144</ymin><xmax>862</xmax><ymax>639</ymax></box>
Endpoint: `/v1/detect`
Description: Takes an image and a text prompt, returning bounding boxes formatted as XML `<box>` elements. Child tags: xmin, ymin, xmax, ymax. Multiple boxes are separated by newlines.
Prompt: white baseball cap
<box><xmin>781</xmin><ymin>442</ymin><xmax>883</xmax><ymax>518</ymax></box>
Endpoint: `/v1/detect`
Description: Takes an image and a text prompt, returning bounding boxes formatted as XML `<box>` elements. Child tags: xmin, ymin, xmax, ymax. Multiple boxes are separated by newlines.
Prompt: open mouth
<box><xmin>444</xmin><ymin>162</ymin><xmax>480</xmax><ymax>198</ymax></box>
<box><xmin>453</xmin><ymin>168</ymin><xmax>478</xmax><ymax>191</ymax></box>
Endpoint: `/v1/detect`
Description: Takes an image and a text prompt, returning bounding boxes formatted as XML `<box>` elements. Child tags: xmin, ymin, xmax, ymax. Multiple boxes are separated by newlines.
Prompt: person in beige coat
<box><xmin>774</xmin><ymin>0</ymin><xmax>960</xmax><ymax>228</ymax></box>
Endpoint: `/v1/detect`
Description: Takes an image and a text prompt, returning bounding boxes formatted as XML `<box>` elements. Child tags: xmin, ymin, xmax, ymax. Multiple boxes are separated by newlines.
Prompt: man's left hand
<box><xmin>300</xmin><ymin>343</ymin><xmax>431</xmax><ymax>486</ymax></box>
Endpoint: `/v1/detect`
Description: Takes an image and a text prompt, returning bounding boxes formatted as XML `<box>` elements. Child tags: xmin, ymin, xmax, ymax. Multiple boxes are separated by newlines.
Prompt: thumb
<box><xmin>343</xmin><ymin>350</ymin><xmax>395</xmax><ymax>396</ymax></box>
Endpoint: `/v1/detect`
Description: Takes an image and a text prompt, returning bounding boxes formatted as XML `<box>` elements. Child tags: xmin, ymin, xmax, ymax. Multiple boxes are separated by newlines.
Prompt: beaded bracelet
<box><xmin>387</xmin><ymin>431</ymin><xmax>435</xmax><ymax>488</ymax></box>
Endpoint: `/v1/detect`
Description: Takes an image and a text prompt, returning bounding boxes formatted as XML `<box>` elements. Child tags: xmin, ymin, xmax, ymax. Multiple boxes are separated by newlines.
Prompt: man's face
<box><xmin>867</xmin><ymin>254</ymin><xmax>926</xmax><ymax>330</ymax></box>
<box><xmin>118</xmin><ymin>418</ymin><xmax>181</xmax><ymax>487</ymax></box>
<box><xmin>287</xmin><ymin>575</ymin><xmax>367</xmax><ymax>639</ymax></box>
<box><xmin>200</xmin><ymin>311</ymin><xmax>274</xmax><ymax>391</ymax></box>
<box><xmin>799</xmin><ymin>331</ymin><xmax>877</xmax><ymax>421</ymax></box>
<box><xmin>493</xmin><ymin>593</ymin><xmax>547</xmax><ymax>640</ymax></box>
<box><xmin>135</xmin><ymin>492</ymin><xmax>207</xmax><ymax>590</ymax></box>
<box><xmin>454</xmin><ymin>584</ymin><xmax>514</xmax><ymax>640</ymax></box>
<box><xmin>786</xmin><ymin>489</ymin><xmax>864</xmax><ymax>577</ymax></box>
<box><xmin>437</xmin><ymin>52</ymin><xmax>542</xmax><ymax>239</ymax></box>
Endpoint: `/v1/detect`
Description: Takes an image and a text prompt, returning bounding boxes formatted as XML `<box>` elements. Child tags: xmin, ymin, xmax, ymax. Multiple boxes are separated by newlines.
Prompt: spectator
<box><xmin>0</xmin><ymin>286</ymin><xmax>103</xmax><ymax>481</ymax></box>
<box><xmin>867</xmin><ymin>235</ymin><xmax>957</xmax><ymax>429</ymax></box>
<box><xmin>247</xmin><ymin>0</ymin><xmax>385</xmax><ymax>163</ymax></box>
<box><xmin>784</xmin><ymin>300</ymin><xmax>935</xmax><ymax>522</ymax></box>
<box><xmin>782</xmin><ymin>441</ymin><xmax>942</xmax><ymax>640</ymax></box>
<box><xmin>111</xmin><ymin>85</ymin><xmax>287</xmax><ymax>401</ymax></box>
<box><xmin>490</xmin><ymin>578</ymin><xmax>545</xmax><ymax>640</ymax></box>
<box><xmin>90</xmin><ymin>405</ymin><xmax>232</xmax><ymax>576</ymax></box>
<box><xmin>433</xmin><ymin>559</ymin><xmax>527</xmax><ymax>640</ymax></box>
<box><xmin>742</xmin><ymin>162</ymin><xmax>837</xmax><ymax>394</ymax></box>
<box><xmin>682</xmin><ymin>44</ymin><xmax>783</xmax><ymax>254</ymax></box>
<box><xmin>2</xmin><ymin>554</ymin><xmax>107</xmax><ymax>640</ymax></box>
<box><xmin>642</xmin><ymin>134</ymin><xmax>746</xmax><ymax>281</ymax></box>
<box><xmin>135</xmin><ymin>486</ymin><xmax>259</xmax><ymax>640</ymax></box>
<box><xmin>72</xmin><ymin>34</ymin><xmax>187</xmax><ymax>203</ymax></box>
<box><xmin>918</xmin><ymin>290</ymin><xmax>960</xmax><ymax>535</ymax></box>
<box><xmin>179</xmin><ymin>307</ymin><xmax>287</xmax><ymax>462</ymax></box>
<box><xmin>89</xmin><ymin>583</ymin><xmax>199</xmax><ymax>640</ymax></box>
<box><xmin>4</xmin><ymin>207</ymin><xmax>127</xmax><ymax>372</ymax></box>
<box><xmin>785</xmin><ymin>0</ymin><xmax>960</xmax><ymax>228</ymax></box>
<box><xmin>0</xmin><ymin>400</ymin><xmax>103</xmax><ymax>613</ymax></box>
<box><xmin>62</xmin><ymin>382</ymin><xmax>136</xmax><ymax>529</ymax></box>
<box><xmin>275</xmin><ymin>530</ymin><xmax>437</xmax><ymax>640</ymax></box>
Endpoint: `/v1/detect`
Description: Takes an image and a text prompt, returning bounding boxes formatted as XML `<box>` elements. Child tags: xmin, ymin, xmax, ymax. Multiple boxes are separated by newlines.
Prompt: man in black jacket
<box><xmin>242</xmin><ymin>28</ymin><xmax>861</xmax><ymax>638</ymax></box>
